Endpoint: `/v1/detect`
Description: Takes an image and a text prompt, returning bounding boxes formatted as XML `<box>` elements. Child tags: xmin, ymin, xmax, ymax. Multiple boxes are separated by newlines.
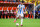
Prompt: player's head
<box><xmin>21</xmin><ymin>2</ymin><xmax>23</xmax><ymax>5</ymax></box>
<box><xmin>21</xmin><ymin>2</ymin><xmax>24</xmax><ymax>5</ymax></box>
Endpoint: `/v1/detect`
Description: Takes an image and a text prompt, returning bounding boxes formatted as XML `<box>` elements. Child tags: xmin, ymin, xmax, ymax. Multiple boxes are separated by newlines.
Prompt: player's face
<box><xmin>21</xmin><ymin>3</ymin><xmax>23</xmax><ymax>5</ymax></box>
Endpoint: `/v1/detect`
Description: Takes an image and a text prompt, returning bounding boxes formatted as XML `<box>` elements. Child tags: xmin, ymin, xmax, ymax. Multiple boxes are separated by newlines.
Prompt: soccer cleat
<box><xmin>14</xmin><ymin>20</ymin><xmax>16</xmax><ymax>23</ymax></box>
<box><xmin>21</xmin><ymin>24</ymin><xmax>23</xmax><ymax>26</ymax></box>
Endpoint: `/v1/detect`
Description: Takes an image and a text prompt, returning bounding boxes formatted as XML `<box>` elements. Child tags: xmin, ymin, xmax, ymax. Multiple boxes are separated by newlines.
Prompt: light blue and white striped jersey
<box><xmin>17</xmin><ymin>4</ymin><xmax>25</xmax><ymax>14</ymax></box>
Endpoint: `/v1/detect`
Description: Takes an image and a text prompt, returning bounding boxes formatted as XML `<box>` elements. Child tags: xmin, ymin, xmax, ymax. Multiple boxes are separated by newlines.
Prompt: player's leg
<box><xmin>16</xmin><ymin>13</ymin><xmax>19</xmax><ymax>20</ymax></box>
<box><xmin>14</xmin><ymin>13</ymin><xmax>19</xmax><ymax>23</ymax></box>
<box><xmin>21</xmin><ymin>17</ymin><xmax>23</xmax><ymax>26</ymax></box>
<box><xmin>20</xmin><ymin>14</ymin><xmax>24</xmax><ymax>26</ymax></box>
<box><xmin>14</xmin><ymin>17</ymin><xmax>18</xmax><ymax>23</ymax></box>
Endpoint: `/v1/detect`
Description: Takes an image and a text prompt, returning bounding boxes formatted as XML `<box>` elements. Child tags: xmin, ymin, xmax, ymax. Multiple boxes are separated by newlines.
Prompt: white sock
<box><xmin>21</xmin><ymin>18</ymin><xmax>23</xmax><ymax>25</ymax></box>
<box><xmin>15</xmin><ymin>18</ymin><xmax>16</xmax><ymax>20</ymax></box>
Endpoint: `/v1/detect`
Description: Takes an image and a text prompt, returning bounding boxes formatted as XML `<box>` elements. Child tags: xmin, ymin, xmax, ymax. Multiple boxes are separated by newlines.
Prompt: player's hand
<box><xmin>23</xmin><ymin>12</ymin><xmax>26</xmax><ymax>14</ymax></box>
<box><xmin>14</xmin><ymin>20</ymin><xmax>16</xmax><ymax>23</ymax></box>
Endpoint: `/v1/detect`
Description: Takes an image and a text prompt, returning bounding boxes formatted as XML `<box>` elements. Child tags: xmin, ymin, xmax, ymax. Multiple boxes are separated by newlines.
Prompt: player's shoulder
<box><xmin>23</xmin><ymin>5</ymin><xmax>24</xmax><ymax>6</ymax></box>
<box><xmin>18</xmin><ymin>4</ymin><xmax>21</xmax><ymax>7</ymax></box>
<box><xmin>18</xmin><ymin>4</ymin><xmax>21</xmax><ymax>6</ymax></box>
<box><xmin>23</xmin><ymin>4</ymin><xmax>25</xmax><ymax>6</ymax></box>
<box><xmin>22</xmin><ymin>4</ymin><xmax>25</xmax><ymax>6</ymax></box>
<box><xmin>22</xmin><ymin>5</ymin><xmax>25</xmax><ymax>7</ymax></box>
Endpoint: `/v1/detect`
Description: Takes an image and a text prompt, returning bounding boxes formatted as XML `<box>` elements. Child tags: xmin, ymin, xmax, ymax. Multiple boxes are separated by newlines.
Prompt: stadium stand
<box><xmin>0</xmin><ymin>0</ymin><xmax>40</xmax><ymax>19</ymax></box>
<box><xmin>3</xmin><ymin>7</ymin><xmax>7</xmax><ymax>10</ymax></box>
<box><xmin>0</xmin><ymin>7</ymin><xmax>2</xmax><ymax>10</ymax></box>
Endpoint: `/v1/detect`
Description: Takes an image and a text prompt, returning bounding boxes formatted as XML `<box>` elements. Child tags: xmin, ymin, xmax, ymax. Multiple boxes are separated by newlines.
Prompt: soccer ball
<box><xmin>16</xmin><ymin>23</ymin><xmax>19</xmax><ymax>26</ymax></box>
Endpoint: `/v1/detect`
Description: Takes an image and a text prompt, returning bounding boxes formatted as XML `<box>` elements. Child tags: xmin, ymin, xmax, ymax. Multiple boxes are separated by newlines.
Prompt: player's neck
<box><xmin>20</xmin><ymin>4</ymin><xmax>23</xmax><ymax>5</ymax></box>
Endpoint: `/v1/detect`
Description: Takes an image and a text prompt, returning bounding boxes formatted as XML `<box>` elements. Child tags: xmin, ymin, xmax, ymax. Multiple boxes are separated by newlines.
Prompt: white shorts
<box><xmin>16</xmin><ymin>13</ymin><xmax>24</xmax><ymax>17</ymax></box>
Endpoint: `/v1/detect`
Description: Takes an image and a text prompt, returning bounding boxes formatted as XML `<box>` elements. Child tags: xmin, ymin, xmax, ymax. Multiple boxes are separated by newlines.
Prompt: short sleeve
<box><xmin>17</xmin><ymin>5</ymin><xmax>19</xmax><ymax>8</ymax></box>
<box><xmin>23</xmin><ymin>5</ymin><xmax>25</xmax><ymax>9</ymax></box>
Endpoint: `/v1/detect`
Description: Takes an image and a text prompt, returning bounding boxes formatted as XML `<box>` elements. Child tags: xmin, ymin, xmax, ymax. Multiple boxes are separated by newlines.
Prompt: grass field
<box><xmin>0</xmin><ymin>19</ymin><xmax>40</xmax><ymax>27</ymax></box>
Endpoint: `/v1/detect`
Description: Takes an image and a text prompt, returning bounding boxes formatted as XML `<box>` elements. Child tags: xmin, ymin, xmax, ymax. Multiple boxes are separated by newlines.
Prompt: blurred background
<box><xmin>0</xmin><ymin>0</ymin><xmax>40</xmax><ymax>19</ymax></box>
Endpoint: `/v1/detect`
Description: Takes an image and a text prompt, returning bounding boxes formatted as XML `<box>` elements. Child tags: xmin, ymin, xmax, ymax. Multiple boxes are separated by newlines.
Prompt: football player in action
<box><xmin>14</xmin><ymin>2</ymin><xmax>25</xmax><ymax>26</ymax></box>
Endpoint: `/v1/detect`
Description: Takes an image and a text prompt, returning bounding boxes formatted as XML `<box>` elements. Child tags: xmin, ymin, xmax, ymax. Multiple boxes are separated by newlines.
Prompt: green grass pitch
<box><xmin>0</xmin><ymin>19</ymin><xmax>40</xmax><ymax>27</ymax></box>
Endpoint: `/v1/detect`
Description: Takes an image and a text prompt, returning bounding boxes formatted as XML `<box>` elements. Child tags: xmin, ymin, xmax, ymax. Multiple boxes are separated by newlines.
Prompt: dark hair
<box><xmin>20</xmin><ymin>1</ymin><xmax>24</xmax><ymax>3</ymax></box>
<box><xmin>22</xmin><ymin>0</ymin><xmax>24</xmax><ymax>3</ymax></box>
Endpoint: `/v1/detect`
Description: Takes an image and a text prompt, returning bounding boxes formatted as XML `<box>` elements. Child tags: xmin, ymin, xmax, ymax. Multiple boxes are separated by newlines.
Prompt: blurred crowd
<box><xmin>0</xmin><ymin>7</ymin><xmax>34</xmax><ymax>19</ymax></box>
<box><xmin>35</xmin><ymin>8</ymin><xmax>40</xmax><ymax>18</ymax></box>
<box><xmin>0</xmin><ymin>0</ymin><xmax>40</xmax><ymax>19</ymax></box>
<box><xmin>0</xmin><ymin>10</ymin><xmax>16</xmax><ymax>18</ymax></box>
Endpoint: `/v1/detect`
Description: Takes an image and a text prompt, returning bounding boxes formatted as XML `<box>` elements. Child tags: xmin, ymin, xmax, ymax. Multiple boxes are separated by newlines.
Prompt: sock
<box><xmin>15</xmin><ymin>18</ymin><xmax>16</xmax><ymax>20</ymax></box>
<box><xmin>21</xmin><ymin>18</ymin><xmax>23</xmax><ymax>25</ymax></box>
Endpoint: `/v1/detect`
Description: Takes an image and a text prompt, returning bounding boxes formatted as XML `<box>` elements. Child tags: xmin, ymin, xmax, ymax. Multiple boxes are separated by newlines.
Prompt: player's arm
<box><xmin>23</xmin><ymin>5</ymin><xmax>25</xmax><ymax>11</ymax></box>
<box><xmin>23</xmin><ymin>5</ymin><xmax>26</xmax><ymax>14</ymax></box>
<box><xmin>16</xmin><ymin>5</ymin><xmax>19</xmax><ymax>14</ymax></box>
<box><xmin>14</xmin><ymin>5</ymin><xmax>19</xmax><ymax>23</ymax></box>
<box><xmin>17</xmin><ymin>5</ymin><xmax>21</xmax><ymax>9</ymax></box>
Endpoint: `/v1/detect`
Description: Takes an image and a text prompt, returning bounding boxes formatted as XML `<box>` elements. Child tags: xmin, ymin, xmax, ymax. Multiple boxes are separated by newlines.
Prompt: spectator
<box><xmin>11</xmin><ymin>10</ymin><xmax>13</xmax><ymax>18</ymax></box>
<box><xmin>38</xmin><ymin>9</ymin><xmax>40</xmax><ymax>19</ymax></box>
<box><xmin>7</xmin><ymin>0</ymin><xmax>10</xmax><ymax>2</ymax></box>
<box><xmin>4</xmin><ymin>10</ymin><xmax>8</xmax><ymax>18</ymax></box>
<box><xmin>11</xmin><ymin>0</ymin><xmax>13</xmax><ymax>2</ymax></box>
<box><xmin>35</xmin><ymin>11</ymin><xmax>38</xmax><ymax>19</ymax></box>
<box><xmin>8</xmin><ymin>10</ymin><xmax>11</xmax><ymax>18</ymax></box>
<box><xmin>3</xmin><ymin>0</ymin><xmax>5</xmax><ymax>1</ymax></box>
<box><xmin>2</xmin><ymin>11</ymin><xmax>4</xmax><ymax>18</ymax></box>
<box><xmin>16</xmin><ymin>0</ymin><xmax>20</xmax><ymax>2</ymax></box>
<box><xmin>13</xmin><ymin>0</ymin><xmax>16</xmax><ymax>2</ymax></box>
<box><xmin>13</xmin><ymin>10</ymin><xmax>16</xmax><ymax>18</ymax></box>
<box><xmin>0</xmin><ymin>11</ymin><xmax>2</xmax><ymax>18</ymax></box>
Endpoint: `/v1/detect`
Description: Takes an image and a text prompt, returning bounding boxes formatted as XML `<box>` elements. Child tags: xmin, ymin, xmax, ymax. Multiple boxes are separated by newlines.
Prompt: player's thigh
<box><xmin>20</xmin><ymin>14</ymin><xmax>24</xmax><ymax>17</ymax></box>
<box><xmin>16</xmin><ymin>13</ymin><xmax>19</xmax><ymax>17</ymax></box>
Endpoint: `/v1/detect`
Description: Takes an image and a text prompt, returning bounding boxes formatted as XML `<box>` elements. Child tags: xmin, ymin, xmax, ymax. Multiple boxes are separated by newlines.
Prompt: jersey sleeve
<box><xmin>17</xmin><ymin>5</ymin><xmax>19</xmax><ymax>9</ymax></box>
<box><xmin>23</xmin><ymin>5</ymin><xmax>25</xmax><ymax>9</ymax></box>
<box><xmin>17</xmin><ymin>5</ymin><xmax>20</xmax><ymax>9</ymax></box>
<box><xmin>17</xmin><ymin>4</ymin><xmax>21</xmax><ymax>9</ymax></box>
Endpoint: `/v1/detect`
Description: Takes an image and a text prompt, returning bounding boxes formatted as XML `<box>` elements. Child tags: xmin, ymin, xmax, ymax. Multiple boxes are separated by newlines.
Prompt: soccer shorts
<box><xmin>16</xmin><ymin>13</ymin><xmax>24</xmax><ymax>17</ymax></box>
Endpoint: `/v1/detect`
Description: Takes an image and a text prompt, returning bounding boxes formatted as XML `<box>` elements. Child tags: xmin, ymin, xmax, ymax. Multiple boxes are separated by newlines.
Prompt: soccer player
<box><xmin>14</xmin><ymin>2</ymin><xmax>25</xmax><ymax>26</ymax></box>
